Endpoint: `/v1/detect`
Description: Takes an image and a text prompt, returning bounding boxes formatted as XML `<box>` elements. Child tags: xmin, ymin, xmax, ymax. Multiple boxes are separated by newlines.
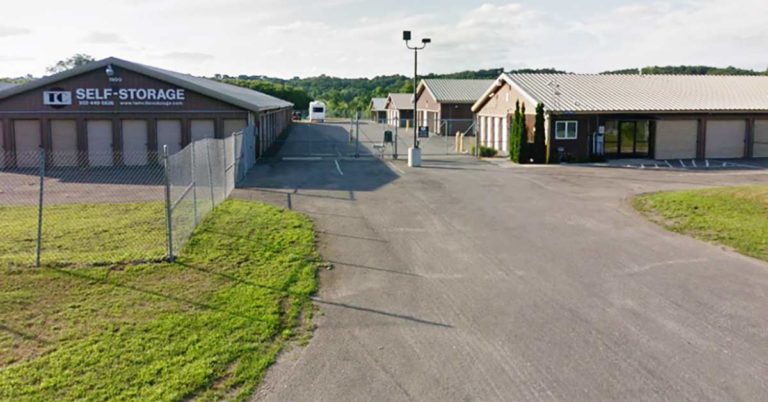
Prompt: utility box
<box><xmin>384</xmin><ymin>130</ymin><xmax>393</xmax><ymax>143</ymax></box>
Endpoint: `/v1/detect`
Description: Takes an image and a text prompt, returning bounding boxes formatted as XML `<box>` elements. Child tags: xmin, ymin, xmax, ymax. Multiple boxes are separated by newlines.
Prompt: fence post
<box><xmin>355</xmin><ymin>111</ymin><xmax>360</xmax><ymax>158</ymax></box>
<box><xmin>394</xmin><ymin>123</ymin><xmax>398</xmax><ymax>160</ymax></box>
<box><xmin>205</xmin><ymin>139</ymin><xmax>215</xmax><ymax>208</ymax></box>
<box><xmin>222</xmin><ymin>136</ymin><xmax>228</xmax><ymax>201</ymax></box>
<box><xmin>35</xmin><ymin>147</ymin><xmax>45</xmax><ymax>267</ymax></box>
<box><xmin>191</xmin><ymin>141</ymin><xmax>198</xmax><ymax>225</ymax></box>
<box><xmin>162</xmin><ymin>145</ymin><xmax>174</xmax><ymax>262</ymax></box>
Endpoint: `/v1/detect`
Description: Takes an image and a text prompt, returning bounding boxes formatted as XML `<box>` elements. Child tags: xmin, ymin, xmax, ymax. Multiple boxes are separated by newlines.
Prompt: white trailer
<box><xmin>309</xmin><ymin>101</ymin><xmax>326</xmax><ymax>123</ymax></box>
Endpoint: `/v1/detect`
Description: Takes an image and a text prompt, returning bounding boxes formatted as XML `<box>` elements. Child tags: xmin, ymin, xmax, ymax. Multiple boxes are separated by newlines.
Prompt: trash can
<box><xmin>384</xmin><ymin>130</ymin><xmax>393</xmax><ymax>143</ymax></box>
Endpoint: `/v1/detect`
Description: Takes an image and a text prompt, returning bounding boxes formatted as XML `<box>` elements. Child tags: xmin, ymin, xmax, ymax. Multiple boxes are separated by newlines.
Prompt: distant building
<box><xmin>415</xmin><ymin>79</ymin><xmax>494</xmax><ymax>135</ymax></box>
<box><xmin>472</xmin><ymin>73</ymin><xmax>768</xmax><ymax>161</ymax></box>
<box><xmin>369</xmin><ymin>97</ymin><xmax>387</xmax><ymax>123</ymax></box>
<box><xmin>385</xmin><ymin>93</ymin><xmax>413</xmax><ymax>127</ymax></box>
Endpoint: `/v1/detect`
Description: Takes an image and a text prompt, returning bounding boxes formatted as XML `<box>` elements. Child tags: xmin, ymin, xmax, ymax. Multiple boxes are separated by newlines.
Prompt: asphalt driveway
<box><xmin>237</xmin><ymin>122</ymin><xmax>768</xmax><ymax>401</ymax></box>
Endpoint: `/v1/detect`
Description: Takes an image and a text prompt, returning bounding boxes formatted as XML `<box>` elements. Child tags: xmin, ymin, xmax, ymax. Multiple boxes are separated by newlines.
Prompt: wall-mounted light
<box><xmin>105</xmin><ymin>64</ymin><xmax>115</xmax><ymax>77</ymax></box>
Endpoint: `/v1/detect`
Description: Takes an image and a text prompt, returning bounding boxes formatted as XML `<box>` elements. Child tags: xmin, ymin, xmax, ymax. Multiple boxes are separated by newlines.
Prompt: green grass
<box><xmin>634</xmin><ymin>185</ymin><xmax>768</xmax><ymax>261</ymax></box>
<box><xmin>0</xmin><ymin>200</ymin><xmax>319</xmax><ymax>401</ymax></box>
<box><xmin>0</xmin><ymin>202</ymin><xmax>167</xmax><ymax>267</ymax></box>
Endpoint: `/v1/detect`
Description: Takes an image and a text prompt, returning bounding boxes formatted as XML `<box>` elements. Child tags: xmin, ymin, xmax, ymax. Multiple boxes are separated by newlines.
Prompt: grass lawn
<box><xmin>634</xmin><ymin>185</ymin><xmax>768</xmax><ymax>261</ymax></box>
<box><xmin>0</xmin><ymin>199</ymin><xmax>319</xmax><ymax>401</ymax></box>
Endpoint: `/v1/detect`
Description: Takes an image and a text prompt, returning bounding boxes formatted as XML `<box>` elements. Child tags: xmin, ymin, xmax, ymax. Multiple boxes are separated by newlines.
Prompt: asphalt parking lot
<box><xmin>238</xmin><ymin>121</ymin><xmax>768</xmax><ymax>401</ymax></box>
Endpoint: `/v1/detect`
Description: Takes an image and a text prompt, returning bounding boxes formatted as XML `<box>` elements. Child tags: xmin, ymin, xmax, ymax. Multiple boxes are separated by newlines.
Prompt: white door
<box><xmin>501</xmin><ymin>117</ymin><xmax>508</xmax><ymax>153</ymax></box>
<box><xmin>157</xmin><ymin>120</ymin><xmax>182</xmax><ymax>156</ymax></box>
<box><xmin>706</xmin><ymin>120</ymin><xmax>745</xmax><ymax>159</ymax></box>
<box><xmin>753</xmin><ymin>120</ymin><xmax>768</xmax><ymax>157</ymax></box>
<box><xmin>50</xmin><ymin>120</ymin><xmax>78</xmax><ymax>167</ymax></box>
<box><xmin>14</xmin><ymin>120</ymin><xmax>41</xmax><ymax>168</ymax></box>
<box><xmin>122</xmin><ymin>120</ymin><xmax>148</xmax><ymax>166</ymax></box>
<box><xmin>87</xmin><ymin>120</ymin><xmax>113</xmax><ymax>167</ymax></box>
<box><xmin>655</xmin><ymin>120</ymin><xmax>698</xmax><ymax>160</ymax></box>
<box><xmin>223</xmin><ymin>119</ymin><xmax>247</xmax><ymax>138</ymax></box>
<box><xmin>191</xmin><ymin>119</ymin><xmax>215</xmax><ymax>142</ymax></box>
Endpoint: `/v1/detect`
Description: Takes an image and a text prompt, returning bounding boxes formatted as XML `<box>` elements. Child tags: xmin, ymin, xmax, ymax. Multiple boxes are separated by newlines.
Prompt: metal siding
<box><xmin>706</xmin><ymin>120</ymin><xmax>746</xmax><ymax>158</ymax></box>
<box><xmin>655</xmin><ymin>120</ymin><xmax>698</xmax><ymax>160</ymax></box>
<box><xmin>223</xmin><ymin>119</ymin><xmax>247</xmax><ymax>137</ymax></box>
<box><xmin>157</xmin><ymin>120</ymin><xmax>182</xmax><ymax>156</ymax></box>
<box><xmin>753</xmin><ymin>120</ymin><xmax>768</xmax><ymax>157</ymax></box>
<box><xmin>50</xmin><ymin>120</ymin><xmax>78</xmax><ymax>167</ymax></box>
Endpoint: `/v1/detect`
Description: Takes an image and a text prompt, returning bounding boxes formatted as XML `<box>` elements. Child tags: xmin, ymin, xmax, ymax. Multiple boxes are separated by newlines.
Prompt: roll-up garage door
<box><xmin>122</xmin><ymin>120</ymin><xmax>148</xmax><ymax>166</ymax></box>
<box><xmin>87</xmin><ymin>120</ymin><xmax>113</xmax><ymax>167</ymax></box>
<box><xmin>157</xmin><ymin>120</ymin><xmax>182</xmax><ymax>156</ymax></box>
<box><xmin>654</xmin><ymin>120</ymin><xmax>698</xmax><ymax>160</ymax></box>
<box><xmin>51</xmin><ymin>120</ymin><xmax>78</xmax><ymax>167</ymax></box>
<box><xmin>752</xmin><ymin>120</ymin><xmax>768</xmax><ymax>158</ymax></box>
<box><xmin>191</xmin><ymin>119</ymin><xmax>215</xmax><ymax>142</ymax></box>
<box><xmin>14</xmin><ymin>120</ymin><xmax>41</xmax><ymax>168</ymax></box>
<box><xmin>706</xmin><ymin>120</ymin><xmax>745</xmax><ymax>159</ymax></box>
<box><xmin>223</xmin><ymin>119</ymin><xmax>247</xmax><ymax>138</ymax></box>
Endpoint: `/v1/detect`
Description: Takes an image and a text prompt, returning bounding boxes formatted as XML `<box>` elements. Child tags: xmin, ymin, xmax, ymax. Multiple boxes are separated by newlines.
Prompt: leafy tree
<box><xmin>509</xmin><ymin>100</ymin><xmax>522</xmax><ymax>163</ymax></box>
<box><xmin>533</xmin><ymin>103</ymin><xmax>546</xmax><ymax>163</ymax></box>
<box><xmin>400</xmin><ymin>80</ymin><xmax>414</xmax><ymax>94</ymax></box>
<box><xmin>46</xmin><ymin>54</ymin><xmax>96</xmax><ymax>74</ymax></box>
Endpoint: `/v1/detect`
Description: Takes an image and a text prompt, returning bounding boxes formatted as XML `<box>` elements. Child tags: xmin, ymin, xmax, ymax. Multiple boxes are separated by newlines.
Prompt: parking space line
<box><xmin>334</xmin><ymin>159</ymin><xmax>344</xmax><ymax>176</ymax></box>
<box><xmin>387</xmin><ymin>161</ymin><xmax>405</xmax><ymax>175</ymax></box>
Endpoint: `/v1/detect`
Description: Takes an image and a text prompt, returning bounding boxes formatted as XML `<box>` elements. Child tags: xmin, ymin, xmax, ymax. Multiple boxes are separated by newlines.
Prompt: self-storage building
<box><xmin>0</xmin><ymin>57</ymin><xmax>293</xmax><ymax>168</ymax></box>
<box><xmin>472</xmin><ymin>73</ymin><xmax>768</xmax><ymax>161</ymax></box>
<box><xmin>385</xmin><ymin>93</ymin><xmax>414</xmax><ymax>128</ymax></box>
<box><xmin>415</xmin><ymin>78</ymin><xmax>494</xmax><ymax>135</ymax></box>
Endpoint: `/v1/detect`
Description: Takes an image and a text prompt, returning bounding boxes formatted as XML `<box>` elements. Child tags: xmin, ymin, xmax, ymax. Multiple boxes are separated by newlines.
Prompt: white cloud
<box><xmin>0</xmin><ymin>0</ymin><xmax>766</xmax><ymax>78</ymax></box>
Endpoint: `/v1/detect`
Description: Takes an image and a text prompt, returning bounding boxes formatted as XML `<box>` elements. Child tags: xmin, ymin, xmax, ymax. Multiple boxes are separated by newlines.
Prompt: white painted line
<box><xmin>679</xmin><ymin>159</ymin><xmax>686</xmax><ymax>168</ymax></box>
<box><xmin>387</xmin><ymin>161</ymin><xmax>406</xmax><ymax>175</ymax></box>
<box><xmin>705</xmin><ymin>159</ymin><xmax>710</xmax><ymax>168</ymax></box>
<box><xmin>691</xmin><ymin>159</ymin><xmax>697</xmax><ymax>168</ymax></box>
<box><xmin>334</xmin><ymin>159</ymin><xmax>344</xmax><ymax>176</ymax></box>
<box><xmin>665</xmin><ymin>160</ymin><xmax>673</xmax><ymax>168</ymax></box>
<box><xmin>283</xmin><ymin>156</ymin><xmax>322</xmax><ymax>161</ymax></box>
<box><xmin>722</xmin><ymin>162</ymin><xmax>728</xmax><ymax>167</ymax></box>
<box><xmin>654</xmin><ymin>163</ymin><xmax>660</xmax><ymax>169</ymax></box>
<box><xmin>640</xmin><ymin>164</ymin><xmax>645</xmax><ymax>169</ymax></box>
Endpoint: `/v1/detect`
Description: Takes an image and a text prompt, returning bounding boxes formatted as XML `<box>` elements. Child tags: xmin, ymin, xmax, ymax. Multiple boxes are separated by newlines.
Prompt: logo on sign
<box><xmin>43</xmin><ymin>91</ymin><xmax>72</xmax><ymax>106</ymax></box>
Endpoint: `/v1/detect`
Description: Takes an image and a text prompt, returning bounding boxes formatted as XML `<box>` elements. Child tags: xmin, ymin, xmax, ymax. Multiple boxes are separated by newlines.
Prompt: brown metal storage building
<box><xmin>385</xmin><ymin>93</ymin><xmax>414</xmax><ymax>128</ymax></box>
<box><xmin>472</xmin><ymin>73</ymin><xmax>768</xmax><ymax>161</ymax></box>
<box><xmin>0</xmin><ymin>57</ymin><xmax>293</xmax><ymax>168</ymax></box>
<box><xmin>415</xmin><ymin>79</ymin><xmax>494</xmax><ymax>135</ymax></box>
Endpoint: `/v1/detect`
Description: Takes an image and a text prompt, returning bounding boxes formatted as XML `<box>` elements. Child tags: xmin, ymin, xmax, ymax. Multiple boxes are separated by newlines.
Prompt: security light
<box><xmin>422</xmin><ymin>38</ymin><xmax>431</xmax><ymax>44</ymax></box>
<box><xmin>403</xmin><ymin>31</ymin><xmax>412</xmax><ymax>41</ymax></box>
<box><xmin>105</xmin><ymin>64</ymin><xmax>115</xmax><ymax>77</ymax></box>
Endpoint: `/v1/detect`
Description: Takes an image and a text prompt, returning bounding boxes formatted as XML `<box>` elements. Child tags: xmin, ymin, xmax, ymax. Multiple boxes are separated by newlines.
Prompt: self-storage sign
<box><xmin>44</xmin><ymin>87</ymin><xmax>186</xmax><ymax>107</ymax></box>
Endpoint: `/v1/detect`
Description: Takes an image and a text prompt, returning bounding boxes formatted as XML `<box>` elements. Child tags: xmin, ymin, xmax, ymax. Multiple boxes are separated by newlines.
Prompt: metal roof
<box><xmin>370</xmin><ymin>97</ymin><xmax>387</xmax><ymax>111</ymax></box>
<box><xmin>0</xmin><ymin>82</ymin><xmax>17</xmax><ymax>92</ymax></box>
<box><xmin>386</xmin><ymin>93</ymin><xmax>413</xmax><ymax>110</ymax></box>
<box><xmin>504</xmin><ymin>73</ymin><xmax>768</xmax><ymax>113</ymax></box>
<box><xmin>0</xmin><ymin>57</ymin><xmax>293</xmax><ymax>112</ymax></box>
<box><xmin>419</xmin><ymin>79</ymin><xmax>495</xmax><ymax>103</ymax></box>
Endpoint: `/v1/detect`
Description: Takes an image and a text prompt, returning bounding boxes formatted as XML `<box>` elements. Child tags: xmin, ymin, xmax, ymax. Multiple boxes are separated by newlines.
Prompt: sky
<box><xmin>1</xmin><ymin>0</ymin><xmax>766</xmax><ymax>79</ymax></box>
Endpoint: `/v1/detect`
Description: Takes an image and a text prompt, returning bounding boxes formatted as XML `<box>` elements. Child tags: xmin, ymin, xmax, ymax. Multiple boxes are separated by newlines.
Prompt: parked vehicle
<box><xmin>309</xmin><ymin>101</ymin><xmax>326</xmax><ymax>123</ymax></box>
<box><xmin>292</xmin><ymin>111</ymin><xmax>302</xmax><ymax>121</ymax></box>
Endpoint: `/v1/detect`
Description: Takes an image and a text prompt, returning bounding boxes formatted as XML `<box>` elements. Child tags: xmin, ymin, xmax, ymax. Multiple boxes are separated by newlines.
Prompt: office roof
<box><xmin>418</xmin><ymin>79</ymin><xmax>496</xmax><ymax>103</ymax></box>
<box><xmin>479</xmin><ymin>73</ymin><xmax>768</xmax><ymax>113</ymax></box>
<box><xmin>0</xmin><ymin>57</ymin><xmax>293</xmax><ymax>112</ymax></box>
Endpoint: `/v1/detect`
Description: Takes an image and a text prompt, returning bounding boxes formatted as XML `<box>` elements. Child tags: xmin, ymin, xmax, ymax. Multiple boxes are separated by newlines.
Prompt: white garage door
<box><xmin>191</xmin><ymin>119</ymin><xmax>215</xmax><ymax>142</ymax></box>
<box><xmin>122</xmin><ymin>120</ymin><xmax>148</xmax><ymax>166</ymax></box>
<box><xmin>655</xmin><ymin>120</ymin><xmax>698</xmax><ymax>160</ymax></box>
<box><xmin>87</xmin><ymin>120</ymin><xmax>113</xmax><ymax>167</ymax></box>
<box><xmin>157</xmin><ymin>120</ymin><xmax>182</xmax><ymax>156</ymax></box>
<box><xmin>51</xmin><ymin>120</ymin><xmax>78</xmax><ymax>167</ymax></box>
<box><xmin>706</xmin><ymin>120</ymin><xmax>745</xmax><ymax>159</ymax></box>
<box><xmin>14</xmin><ymin>120</ymin><xmax>41</xmax><ymax>168</ymax></box>
<box><xmin>223</xmin><ymin>119</ymin><xmax>247</xmax><ymax>138</ymax></box>
<box><xmin>753</xmin><ymin>120</ymin><xmax>768</xmax><ymax>158</ymax></box>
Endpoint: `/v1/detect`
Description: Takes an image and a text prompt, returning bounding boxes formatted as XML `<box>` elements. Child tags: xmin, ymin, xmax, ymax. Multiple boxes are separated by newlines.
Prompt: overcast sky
<box><xmin>1</xmin><ymin>0</ymin><xmax>766</xmax><ymax>78</ymax></box>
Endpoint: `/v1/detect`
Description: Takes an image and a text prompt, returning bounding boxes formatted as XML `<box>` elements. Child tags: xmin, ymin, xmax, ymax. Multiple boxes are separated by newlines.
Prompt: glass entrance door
<box><xmin>616</xmin><ymin>120</ymin><xmax>650</xmax><ymax>158</ymax></box>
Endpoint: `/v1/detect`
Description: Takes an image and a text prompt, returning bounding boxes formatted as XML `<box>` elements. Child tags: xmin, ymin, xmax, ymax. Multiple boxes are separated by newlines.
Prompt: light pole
<box><xmin>403</xmin><ymin>30</ymin><xmax>430</xmax><ymax>167</ymax></box>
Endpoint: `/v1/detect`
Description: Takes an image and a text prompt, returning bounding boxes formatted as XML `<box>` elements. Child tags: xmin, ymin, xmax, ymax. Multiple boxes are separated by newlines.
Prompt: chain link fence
<box><xmin>0</xmin><ymin>128</ymin><xmax>253</xmax><ymax>268</ymax></box>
